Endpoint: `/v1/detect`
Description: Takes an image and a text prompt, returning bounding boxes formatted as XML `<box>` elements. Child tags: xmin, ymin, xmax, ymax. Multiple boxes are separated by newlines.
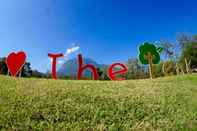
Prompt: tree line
<box><xmin>97</xmin><ymin>33</ymin><xmax>197</xmax><ymax>80</ymax></box>
<box><xmin>0</xmin><ymin>33</ymin><xmax>196</xmax><ymax>80</ymax></box>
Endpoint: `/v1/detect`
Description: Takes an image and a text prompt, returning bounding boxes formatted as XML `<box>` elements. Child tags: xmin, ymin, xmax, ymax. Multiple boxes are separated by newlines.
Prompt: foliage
<box><xmin>21</xmin><ymin>62</ymin><xmax>32</xmax><ymax>77</ymax></box>
<box><xmin>176</xmin><ymin>33</ymin><xmax>191</xmax><ymax>49</ymax></box>
<box><xmin>180</xmin><ymin>42</ymin><xmax>197</xmax><ymax>69</ymax></box>
<box><xmin>100</xmin><ymin>66</ymin><xmax>110</xmax><ymax>80</ymax></box>
<box><xmin>163</xmin><ymin>61</ymin><xmax>176</xmax><ymax>76</ymax></box>
<box><xmin>97</xmin><ymin>68</ymin><xmax>104</xmax><ymax>80</ymax></box>
<box><xmin>0</xmin><ymin>57</ymin><xmax>8</xmax><ymax>74</ymax></box>
<box><xmin>139</xmin><ymin>42</ymin><xmax>161</xmax><ymax>65</ymax></box>
<box><xmin>153</xmin><ymin>62</ymin><xmax>164</xmax><ymax>77</ymax></box>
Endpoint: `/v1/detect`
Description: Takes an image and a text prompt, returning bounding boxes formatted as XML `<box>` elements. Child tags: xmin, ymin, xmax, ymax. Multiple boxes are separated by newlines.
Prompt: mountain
<box><xmin>57</xmin><ymin>57</ymin><xmax>106</xmax><ymax>78</ymax></box>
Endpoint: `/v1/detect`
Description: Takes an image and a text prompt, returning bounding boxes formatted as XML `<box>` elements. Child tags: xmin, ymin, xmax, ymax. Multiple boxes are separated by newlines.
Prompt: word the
<box><xmin>48</xmin><ymin>53</ymin><xmax>128</xmax><ymax>80</ymax></box>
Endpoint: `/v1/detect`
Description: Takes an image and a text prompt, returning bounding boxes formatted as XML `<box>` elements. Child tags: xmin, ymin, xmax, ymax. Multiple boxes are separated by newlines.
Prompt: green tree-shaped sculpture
<box><xmin>139</xmin><ymin>42</ymin><xmax>163</xmax><ymax>79</ymax></box>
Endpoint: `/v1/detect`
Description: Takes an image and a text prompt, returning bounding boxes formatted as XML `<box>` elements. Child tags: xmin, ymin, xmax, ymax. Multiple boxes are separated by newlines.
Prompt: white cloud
<box><xmin>64</xmin><ymin>45</ymin><xmax>80</xmax><ymax>60</ymax></box>
<box><xmin>57</xmin><ymin>60</ymin><xmax>64</xmax><ymax>64</ymax></box>
<box><xmin>47</xmin><ymin>45</ymin><xmax>80</xmax><ymax>66</ymax></box>
<box><xmin>49</xmin><ymin>58</ymin><xmax>53</xmax><ymax>63</ymax></box>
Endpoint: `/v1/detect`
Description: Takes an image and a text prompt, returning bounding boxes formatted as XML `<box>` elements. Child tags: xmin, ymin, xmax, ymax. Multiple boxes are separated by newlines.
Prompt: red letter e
<box><xmin>108</xmin><ymin>63</ymin><xmax>128</xmax><ymax>81</ymax></box>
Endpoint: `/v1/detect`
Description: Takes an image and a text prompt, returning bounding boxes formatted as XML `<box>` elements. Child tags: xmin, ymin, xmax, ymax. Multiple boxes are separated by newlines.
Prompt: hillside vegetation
<box><xmin>0</xmin><ymin>74</ymin><xmax>197</xmax><ymax>130</ymax></box>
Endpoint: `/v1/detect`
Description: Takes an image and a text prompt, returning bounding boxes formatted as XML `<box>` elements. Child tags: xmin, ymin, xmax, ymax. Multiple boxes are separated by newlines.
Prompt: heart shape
<box><xmin>6</xmin><ymin>51</ymin><xmax>26</xmax><ymax>77</ymax></box>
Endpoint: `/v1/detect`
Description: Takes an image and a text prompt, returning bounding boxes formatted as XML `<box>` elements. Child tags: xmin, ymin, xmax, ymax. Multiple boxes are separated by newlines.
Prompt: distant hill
<box><xmin>57</xmin><ymin>57</ymin><xmax>106</xmax><ymax>77</ymax></box>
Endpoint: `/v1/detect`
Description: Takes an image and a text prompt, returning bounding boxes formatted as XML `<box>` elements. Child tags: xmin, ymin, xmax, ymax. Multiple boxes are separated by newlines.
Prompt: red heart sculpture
<box><xmin>6</xmin><ymin>51</ymin><xmax>26</xmax><ymax>77</ymax></box>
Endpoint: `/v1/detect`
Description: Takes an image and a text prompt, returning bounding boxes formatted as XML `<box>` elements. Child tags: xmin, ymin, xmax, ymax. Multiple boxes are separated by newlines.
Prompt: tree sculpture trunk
<box><xmin>162</xmin><ymin>62</ymin><xmax>165</xmax><ymax>76</ymax></box>
<box><xmin>19</xmin><ymin>71</ymin><xmax>22</xmax><ymax>77</ymax></box>
<box><xmin>147</xmin><ymin>52</ymin><xmax>153</xmax><ymax>79</ymax></box>
<box><xmin>7</xmin><ymin>70</ymin><xmax>9</xmax><ymax>76</ymax></box>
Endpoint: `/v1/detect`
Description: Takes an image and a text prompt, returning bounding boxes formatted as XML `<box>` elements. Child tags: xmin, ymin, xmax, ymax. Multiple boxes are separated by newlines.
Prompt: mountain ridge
<box><xmin>57</xmin><ymin>57</ymin><xmax>106</xmax><ymax>77</ymax></box>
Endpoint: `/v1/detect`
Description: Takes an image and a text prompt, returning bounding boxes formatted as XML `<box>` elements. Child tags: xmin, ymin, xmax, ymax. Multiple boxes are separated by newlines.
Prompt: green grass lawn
<box><xmin>0</xmin><ymin>74</ymin><xmax>197</xmax><ymax>130</ymax></box>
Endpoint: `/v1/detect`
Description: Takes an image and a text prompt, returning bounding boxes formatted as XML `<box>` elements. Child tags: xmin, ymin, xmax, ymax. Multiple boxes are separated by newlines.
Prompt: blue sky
<box><xmin>0</xmin><ymin>0</ymin><xmax>197</xmax><ymax>72</ymax></box>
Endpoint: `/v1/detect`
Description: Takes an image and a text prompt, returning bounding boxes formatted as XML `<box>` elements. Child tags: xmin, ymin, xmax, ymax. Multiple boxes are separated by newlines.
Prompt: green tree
<box><xmin>98</xmin><ymin>66</ymin><xmax>110</xmax><ymax>80</ymax></box>
<box><xmin>159</xmin><ymin>40</ymin><xmax>177</xmax><ymax>75</ymax></box>
<box><xmin>180</xmin><ymin>42</ymin><xmax>197</xmax><ymax>71</ymax></box>
<box><xmin>97</xmin><ymin>68</ymin><xmax>103</xmax><ymax>80</ymax></box>
<box><xmin>177</xmin><ymin>33</ymin><xmax>191</xmax><ymax>49</ymax></box>
<box><xmin>177</xmin><ymin>34</ymin><xmax>197</xmax><ymax>73</ymax></box>
<box><xmin>21</xmin><ymin>62</ymin><xmax>33</xmax><ymax>77</ymax></box>
<box><xmin>0</xmin><ymin>57</ymin><xmax>8</xmax><ymax>75</ymax></box>
<box><xmin>139</xmin><ymin>42</ymin><xmax>162</xmax><ymax>79</ymax></box>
